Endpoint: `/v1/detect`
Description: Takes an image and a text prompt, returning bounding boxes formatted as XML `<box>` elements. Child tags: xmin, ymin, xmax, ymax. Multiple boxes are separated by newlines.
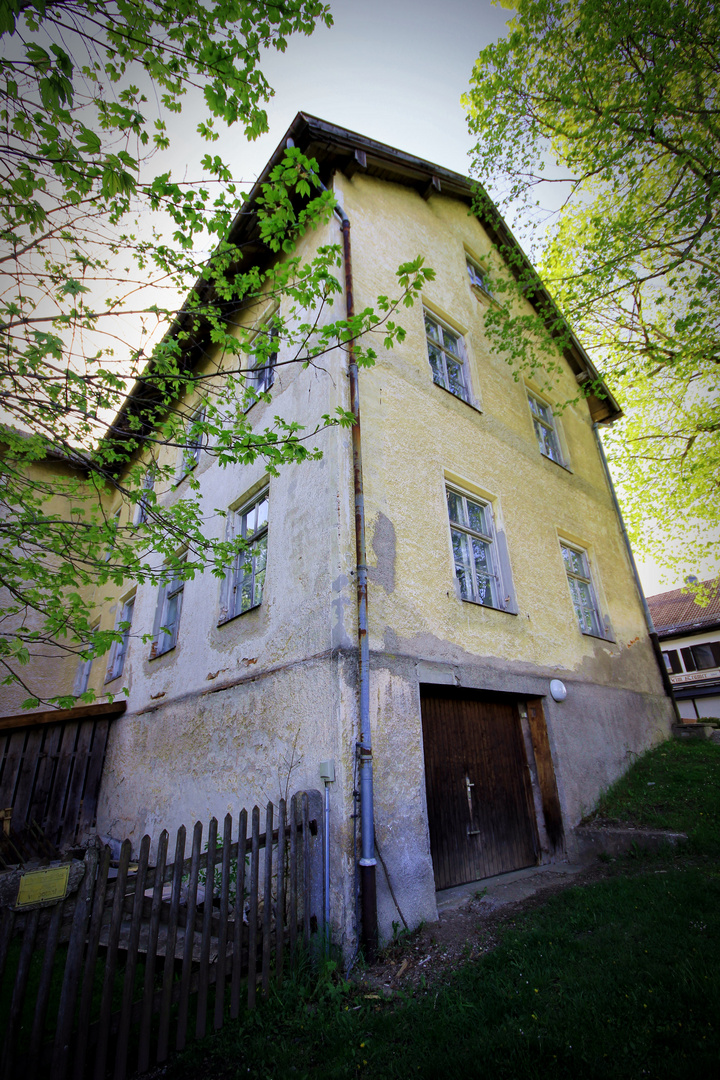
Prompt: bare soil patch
<box><xmin>353</xmin><ymin>861</ymin><xmax>613</xmax><ymax>998</ymax></box>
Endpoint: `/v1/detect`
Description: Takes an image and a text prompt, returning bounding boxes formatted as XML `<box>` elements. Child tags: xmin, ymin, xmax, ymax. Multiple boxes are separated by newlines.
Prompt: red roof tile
<box><xmin>646</xmin><ymin>577</ymin><xmax>720</xmax><ymax>635</ymax></box>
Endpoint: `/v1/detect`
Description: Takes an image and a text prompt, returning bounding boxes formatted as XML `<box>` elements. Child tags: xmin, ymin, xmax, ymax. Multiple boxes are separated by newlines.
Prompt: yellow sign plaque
<box><xmin>16</xmin><ymin>865</ymin><xmax>70</xmax><ymax>907</ymax></box>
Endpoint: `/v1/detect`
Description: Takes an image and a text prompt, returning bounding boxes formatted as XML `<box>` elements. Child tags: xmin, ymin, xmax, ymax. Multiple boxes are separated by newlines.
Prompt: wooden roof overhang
<box><xmin>107</xmin><ymin>112</ymin><xmax>621</xmax><ymax>462</ymax></box>
<box><xmin>0</xmin><ymin>699</ymin><xmax>126</xmax><ymax>733</ymax></box>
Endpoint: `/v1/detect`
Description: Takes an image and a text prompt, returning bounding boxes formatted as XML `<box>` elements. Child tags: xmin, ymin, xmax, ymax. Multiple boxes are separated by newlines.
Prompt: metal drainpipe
<box><xmin>593</xmin><ymin>423</ymin><xmax>681</xmax><ymax>720</ymax></box>
<box><xmin>303</xmin><ymin>151</ymin><xmax>378</xmax><ymax>959</ymax></box>
<box><xmin>337</xmin><ymin>206</ymin><xmax>378</xmax><ymax>961</ymax></box>
<box><xmin>324</xmin><ymin>780</ymin><xmax>331</xmax><ymax>934</ymax></box>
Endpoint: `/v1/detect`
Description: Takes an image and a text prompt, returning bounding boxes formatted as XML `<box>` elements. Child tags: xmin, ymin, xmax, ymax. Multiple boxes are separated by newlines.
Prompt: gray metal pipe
<box><xmin>324</xmin><ymin>780</ymin><xmax>330</xmax><ymax>935</ymax></box>
<box><xmin>288</xmin><ymin>141</ymin><xmax>377</xmax><ymax>954</ymax></box>
<box><xmin>305</xmin><ymin>159</ymin><xmax>377</xmax><ymax>958</ymax></box>
<box><xmin>592</xmin><ymin>423</ymin><xmax>681</xmax><ymax>719</ymax></box>
<box><xmin>335</xmin><ymin>207</ymin><xmax>378</xmax><ymax>960</ymax></box>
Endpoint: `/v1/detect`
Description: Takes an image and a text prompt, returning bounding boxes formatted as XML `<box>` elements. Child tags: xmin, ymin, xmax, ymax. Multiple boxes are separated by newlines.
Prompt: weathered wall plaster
<box><xmin>4</xmin><ymin>165</ymin><xmax>676</xmax><ymax>954</ymax></box>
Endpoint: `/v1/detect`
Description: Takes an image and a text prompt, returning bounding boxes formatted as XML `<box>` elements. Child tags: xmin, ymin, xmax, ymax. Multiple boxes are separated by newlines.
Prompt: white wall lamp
<box><xmin>550</xmin><ymin>679</ymin><xmax>567</xmax><ymax>702</ymax></box>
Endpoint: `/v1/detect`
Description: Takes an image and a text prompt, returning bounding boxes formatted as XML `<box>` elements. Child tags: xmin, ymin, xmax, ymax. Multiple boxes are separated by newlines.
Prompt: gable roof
<box><xmin>647</xmin><ymin>577</ymin><xmax>720</xmax><ymax>637</ymax></box>
<box><xmin>109</xmin><ymin>112</ymin><xmax>621</xmax><ymax>453</ymax></box>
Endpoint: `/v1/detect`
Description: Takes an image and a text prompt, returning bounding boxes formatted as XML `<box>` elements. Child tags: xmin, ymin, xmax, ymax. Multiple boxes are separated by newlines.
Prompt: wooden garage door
<box><xmin>421</xmin><ymin>688</ymin><xmax>538</xmax><ymax>890</ymax></box>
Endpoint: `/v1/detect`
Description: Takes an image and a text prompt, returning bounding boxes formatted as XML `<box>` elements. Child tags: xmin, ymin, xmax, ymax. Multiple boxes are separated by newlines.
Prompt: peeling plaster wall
<box><xmin>90</xmin><ymin>212</ymin><xmax>365</xmax><ymax>951</ymax></box>
<box><xmin>332</xmin><ymin>169</ymin><xmax>675</xmax><ymax>940</ymax></box>
<box><xmin>5</xmin><ymin>166</ymin><xmax>677</xmax><ymax>954</ymax></box>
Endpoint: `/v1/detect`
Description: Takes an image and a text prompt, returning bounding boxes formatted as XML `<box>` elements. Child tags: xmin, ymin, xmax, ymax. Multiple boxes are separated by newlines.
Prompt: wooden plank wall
<box><xmin>526</xmin><ymin>699</ymin><xmax>565</xmax><ymax>852</ymax></box>
<box><xmin>0</xmin><ymin>708</ymin><xmax>122</xmax><ymax>862</ymax></box>
<box><xmin>0</xmin><ymin>791</ymin><xmax>323</xmax><ymax>1080</ymax></box>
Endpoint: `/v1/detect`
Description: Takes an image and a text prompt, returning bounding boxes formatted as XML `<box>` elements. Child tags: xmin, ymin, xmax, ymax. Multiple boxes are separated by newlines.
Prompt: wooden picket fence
<box><xmin>0</xmin><ymin>703</ymin><xmax>125</xmax><ymax>865</ymax></box>
<box><xmin>0</xmin><ymin>790</ymin><xmax>323</xmax><ymax>1080</ymax></box>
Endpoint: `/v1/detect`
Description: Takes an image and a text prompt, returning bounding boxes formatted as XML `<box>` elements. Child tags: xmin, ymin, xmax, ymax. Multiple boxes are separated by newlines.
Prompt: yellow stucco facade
<box><xmin>0</xmin><ymin>116</ymin><xmax>675</xmax><ymax>949</ymax></box>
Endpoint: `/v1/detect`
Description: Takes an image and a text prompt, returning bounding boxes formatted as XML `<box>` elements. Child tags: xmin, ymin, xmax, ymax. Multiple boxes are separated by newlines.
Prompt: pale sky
<box><xmin>34</xmin><ymin>0</ymin><xmax>716</xmax><ymax>597</ymax></box>
<box><xmin>210</xmin><ymin>0</ymin><xmax>711</xmax><ymax>599</ymax></box>
<box><xmin>163</xmin><ymin>0</ymin><xmax>510</xmax><ymax>188</ymax></box>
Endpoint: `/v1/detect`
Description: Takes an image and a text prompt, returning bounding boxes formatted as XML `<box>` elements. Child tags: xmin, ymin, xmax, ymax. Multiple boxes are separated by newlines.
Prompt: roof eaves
<box><xmin>109</xmin><ymin>111</ymin><xmax>621</xmax><ymax>453</ymax></box>
<box><xmin>656</xmin><ymin>618</ymin><xmax>720</xmax><ymax>639</ymax></box>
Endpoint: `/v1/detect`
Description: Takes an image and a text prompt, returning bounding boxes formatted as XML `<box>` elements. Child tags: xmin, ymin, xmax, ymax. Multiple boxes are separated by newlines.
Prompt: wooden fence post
<box><xmin>53</xmin><ymin>844</ymin><xmax>101</xmax><ymax>1080</ymax></box>
<box><xmin>293</xmin><ymin>790</ymin><xmax>324</xmax><ymax>954</ymax></box>
<box><xmin>0</xmin><ymin>790</ymin><xmax>327</xmax><ymax>1078</ymax></box>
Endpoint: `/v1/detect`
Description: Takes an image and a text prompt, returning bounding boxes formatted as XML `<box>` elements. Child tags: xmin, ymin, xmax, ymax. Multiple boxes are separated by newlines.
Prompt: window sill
<box><xmin>432</xmin><ymin>380</ymin><xmax>483</xmax><ymax>415</ymax></box>
<box><xmin>149</xmin><ymin>644</ymin><xmax>176</xmax><ymax>661</ymax></box>
<box><xmin>217</xmin><ymin>601</ymin><xmax>262</xmax><ymax>627</ymax></box>
<box><xmin>540</xmin><ymin>451</ymin><xmax>573</xmax><ymax>474</ymax></box>
<box><xmin>173</xmin><ymin>464</ymin><xmax>198</xmax><ymax>490</ymax></box>
<box><xmin>580</xmin><ymin>628</ymin><xmax>616</xmax><ymax>644</ymax></box>
<box><xmin>460</xmin><ymin>598</ymin><xmax>517</xmax><ymax>616</ymax></box>
<box><xmin>470</xmin><ymin>283</ymin><xmax>496</xmax><ymax>305</ymax></box>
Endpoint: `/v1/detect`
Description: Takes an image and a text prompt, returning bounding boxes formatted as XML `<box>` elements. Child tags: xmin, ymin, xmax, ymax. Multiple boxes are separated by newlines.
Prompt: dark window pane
<box><xmin>561</xmin><ymin>545</ymin><xmax>585</xmax><ymax>577</ymax></box>
<box><xmin>466</xmin><ymin>498</ymin><xmax>488</xmax><ymax>535</ymax></box>
<box><xmin>424</xmin><ymin>313</ymin><xmax>439</xmax><ymax>340</ymax></box>
<box><xmin>442</xmin><ymin>327</ymin><xmax>460</xmax><ymax>355</ymax></box>
<box><xmin>446</xmin><ymin>358</ymin><xmax>466</xmax><ymax>398</ymax></box>
<box><xmin>447</xmin><ymin>489</ymin><xmax>463</xmax><ymax>525</ymax></box>
<box><xmin>451</xmin><ymin>529</ymin><xmax>465</xmax><ymax>562</ymax></box>
<box><xmin>690</xmin><ymin>643</ymin><xmax>720</xmax><ymax>671</ymax></box>
<box><xmin>455</xmin><ymin>564</ymin><xmax>470</xmax><ymax>600</ymax></box>
<box><xmin>428</xmin><ymin>343</ymin><xmax>444</xmax><ymax>384</ymax></box>
<box><xmin>681</xmin><ymin>647</ymin><xmax>697</xmax><ymax>672</ymax></box>
<box><xmin>664</xmin><ymin>649</ymin><xmax>682</xmax><ymax>674</ymax></box>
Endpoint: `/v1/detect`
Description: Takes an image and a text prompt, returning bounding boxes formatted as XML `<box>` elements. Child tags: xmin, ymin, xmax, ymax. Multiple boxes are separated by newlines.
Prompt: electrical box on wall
<box><xmin>319</xmin><ymin>759</ymin><xmax>335</xmax><ymax>783</ymax></box>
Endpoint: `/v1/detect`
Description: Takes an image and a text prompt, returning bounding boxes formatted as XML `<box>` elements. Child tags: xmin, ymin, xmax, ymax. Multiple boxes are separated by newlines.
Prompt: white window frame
<box><xmin>74</xmin><ymin>652</ymin><xmax>93</xmax><ymax>696</ymax></box>
<box><xmin>133</xmin><ymin>468</ymin><xmax>155</xmax><ymax>526</ymax></box>
<box><xmin>466</xmin><ymin>256</ymin><xmax>493</xmax><ymax>297</ymax></box>
<box><xmin>665</xmin><ymin>642</ymin><xmax>720</xmax><ymax>675</ymax></box>
<box><xmin>104</xmin><ymin>507</ymin><xmax>121</xmax><ymax>561</ymax></box>
<box><xmin>74</xmin><ymin>622</ymin><xmax>99</xmax><ymax>696</ymax></box>
<box><xmin>105</xmin><ymin>594</ymin><xmax>135</xmax><ymax>683</ymax></box>
<box><xmin>246</xmin><ymin>315</ymin><xmax>279</xmax><ymax>399</ymax></box>
<box><xmin>178</xmin><ymin>405</ymin><xmax>205</xmax><ymax>479</ymax></box>
<box><xmin>527</xmin><ymin>390</ymin><xmax>567</xmax><ymax>467</ymax></box>
<box><xmin>219</xmin><ymin>490</ymin><xmax>269</xmax><ymax>623</ymax></box>
<box><xmin>424</xmin><ymin>310</ymin><xmax>471</xmax><ymax>403</ymax></box>
<box><xmin>446</xmin><ymin>486</ymin><xmax>507</xmax><ymax>610</ymax></box>
<box><xmin>150</xmin><ymin>559</ymin><xmax>186</xmax><ymax>658</ymax></box>
<box><xmin>560</xmin><ymin>541</ymin><xmax>605</xmax><ymax>638</ymax></box>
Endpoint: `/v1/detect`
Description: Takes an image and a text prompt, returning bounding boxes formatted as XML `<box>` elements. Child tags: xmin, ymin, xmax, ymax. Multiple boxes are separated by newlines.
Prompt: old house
<box><xmin>647</xmin><ymin>578</ymin><xmax>720</xmax><ymax>721</ymax></box>
<box><xmin>0</xmin><ymin>115</ymin><xmax>676</xmax><ymax>951</ymax></box>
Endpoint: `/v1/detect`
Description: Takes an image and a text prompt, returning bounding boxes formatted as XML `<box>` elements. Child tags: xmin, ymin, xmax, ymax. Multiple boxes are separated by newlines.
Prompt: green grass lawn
<box><xmin>169</xmin><ymin>741</ymin><xmax>720</xmax><ymax>1080</ymax></box>
<box><xmin>586</xmin><ymin>739</ymin><xmax>720</xmax><ymax>853</ymax></box>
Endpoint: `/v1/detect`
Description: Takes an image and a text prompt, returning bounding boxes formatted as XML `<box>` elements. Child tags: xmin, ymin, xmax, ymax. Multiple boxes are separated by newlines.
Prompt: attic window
<box><xmin>466</xmin><ymin>258</ymin><xmax>492</xmax><ymax>297</ymax></box>
<box><xmin>178</xmin><ymin>406</ymin><xmax>205</xmax><ymax>478</ymax></box>
<box><xmin>247</xmin><ymin>317</ymin><xmax>279</xmax><ymax>399</ymax></box>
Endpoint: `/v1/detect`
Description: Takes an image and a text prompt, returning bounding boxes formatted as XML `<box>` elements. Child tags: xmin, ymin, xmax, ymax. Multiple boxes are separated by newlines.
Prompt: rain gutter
<box><xmin>593</xmin><ymin>424</ymin><xmax>681</xmax><ymax>720</ymax></box>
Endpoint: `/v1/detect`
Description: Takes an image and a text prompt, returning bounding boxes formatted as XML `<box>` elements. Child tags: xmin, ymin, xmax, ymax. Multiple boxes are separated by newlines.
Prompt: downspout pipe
<box><xmin>337</xmin><ymin>203</ymin><xmax>378</xmax><ymax>962</ymax></box>
<box><xmin>324</xmin><ymin>779</ymin><xmax>331</xmax><ymax>935</ymax></box>
<box><xmin>593</xmin><ymin>424</ymin><xmax>681</xmax><ymax>721</ymax></box>
<box><xmin>304</xmin><ymin>150</ymin><xmax>378</xmax><ymax>959</ymax></box>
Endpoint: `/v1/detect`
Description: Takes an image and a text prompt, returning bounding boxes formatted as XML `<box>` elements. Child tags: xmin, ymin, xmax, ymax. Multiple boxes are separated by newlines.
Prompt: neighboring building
<box><xmin>0</xmin><ymin>115</ymin><xmax>676</xmax><ymax>951</ymax></box>
<box><xmin>647</xmin><ymin>578</ymin><xmax>720</xmax><ymax>721</ymax></box>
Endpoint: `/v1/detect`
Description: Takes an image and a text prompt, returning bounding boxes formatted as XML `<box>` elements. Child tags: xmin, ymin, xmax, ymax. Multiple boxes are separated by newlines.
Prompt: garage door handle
<box><xmin>465</xmin><ymin>774</ymin><xmax>480</xmax><ymax>835</ymax></box>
